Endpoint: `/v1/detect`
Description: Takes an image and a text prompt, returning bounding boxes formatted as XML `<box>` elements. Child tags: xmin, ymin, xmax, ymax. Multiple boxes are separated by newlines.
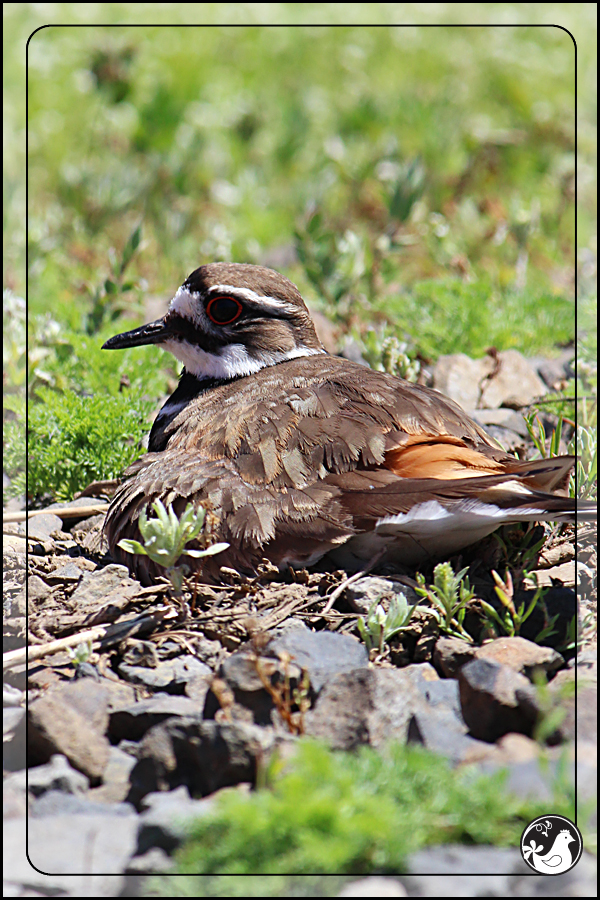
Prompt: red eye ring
<box><xmin>206</xmin><ymin>295</ymin><xmax>243</xmax><ymax>325</ymax></box>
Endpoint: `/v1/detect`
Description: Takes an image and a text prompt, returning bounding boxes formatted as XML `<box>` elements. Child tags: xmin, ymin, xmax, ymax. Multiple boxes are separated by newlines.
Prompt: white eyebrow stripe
<box><xmin>168</xmin><ymin>285</ymin><xmax>210</xmax><ymax>328</ymax></box>
<box><xmin>206</xmin><ymin>284</ymin><xmax>300</xmax><ymax>315</ymax></box>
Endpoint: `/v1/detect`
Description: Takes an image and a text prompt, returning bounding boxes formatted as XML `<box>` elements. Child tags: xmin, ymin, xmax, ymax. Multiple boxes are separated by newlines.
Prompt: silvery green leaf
<box><xmin>117</xmin><ymin>539</ymin><xmax>147</xmax><ymax>556</ymax></box>
<box><xmin>184</xmin><ymin>542</ymin><xmax>230</xmax><ymax>558</ymax></box>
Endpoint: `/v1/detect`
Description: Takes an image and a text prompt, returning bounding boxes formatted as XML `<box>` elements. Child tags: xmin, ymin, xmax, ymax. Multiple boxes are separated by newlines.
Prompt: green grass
<box><xmin>4</xmin><ymin>9</ymin><xmax>595</xmax><ymax>500</ymax></box>
<box><xmin>145</xmin><ymin>738</ymin><xmax>578</xmax><ymax>896</ymax></box>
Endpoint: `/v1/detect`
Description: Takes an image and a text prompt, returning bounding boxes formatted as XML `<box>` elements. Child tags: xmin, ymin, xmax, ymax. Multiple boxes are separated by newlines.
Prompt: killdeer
<box><xmin>103</xmin><ymin>263</ymin><xmax>593</xmax><ymax>584</ymax></box>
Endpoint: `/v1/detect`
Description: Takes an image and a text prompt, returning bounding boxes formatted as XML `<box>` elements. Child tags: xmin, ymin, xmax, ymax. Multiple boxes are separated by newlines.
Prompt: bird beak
<box><xmin>102</xmin><ymin>317</ymin><xmax>175</xmax><ymax>350</ymax></box>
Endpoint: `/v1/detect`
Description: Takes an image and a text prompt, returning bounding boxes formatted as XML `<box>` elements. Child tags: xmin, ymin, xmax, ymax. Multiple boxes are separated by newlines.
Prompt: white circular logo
<box><xmin>520</xmin><ymin>815</ymin><xmax>583</xmax><ymax>875</ymax></box>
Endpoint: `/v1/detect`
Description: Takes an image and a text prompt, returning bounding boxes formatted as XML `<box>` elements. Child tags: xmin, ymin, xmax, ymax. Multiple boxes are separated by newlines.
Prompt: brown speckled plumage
<box><xmin>102</xmin><ymin>264</ymin><xmax>591</xmax><ymax>585</ymax></box>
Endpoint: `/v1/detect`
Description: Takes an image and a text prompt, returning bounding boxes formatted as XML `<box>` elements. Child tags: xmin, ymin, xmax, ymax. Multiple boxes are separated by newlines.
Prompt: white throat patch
<box><xmin>163</xmin><ymin>338</ymin><xmax>324</xmax><ymax>381</ymax></box>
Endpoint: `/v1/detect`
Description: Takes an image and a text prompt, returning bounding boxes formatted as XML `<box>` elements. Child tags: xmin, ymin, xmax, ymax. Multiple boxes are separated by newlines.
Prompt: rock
<box><xmin>124</xmin><ymin>846</ymin><xmax>175</xmax><ymax>875</ymax></box>
<box><xmin>433</xmin><ymin>636</ymin><xmax>478</xmax><ymax>678</ymax></box>
<box><xmin>433</xmin><ymin>349</ymin><xmax>546</xmax><ymax>410</ymax></box>
<box><xmin>89</xmin><ymin>745</ymin><xmax>138</xmax><ymax>805</ymax></box>
<box><xmin>344</xmin><ymin>576</ymin><xmax>419</xmax><ymax>615</ymax></box>
<box><xmin>109</xmin><ymin>694</ymin><xmax>203</xmax><ymax>743</ymax></box>
<box><xmin>407</xmin><ymin>706</ymin><xmax>492</xmax><ymax>764</ymax></box>
<box><xmin>529</xmin><ymin>351</ymin><xmax>574</xmax><ymax>390</ymax></box>
<box><xmin>30</xmin><ymin>790</ymin><xmax>135</xmax><ymax>818</ymax></box>
<box><xmin>458</xmin><ymin>659</ymin><xmax>540</xmax><ymax>742</ymax></box>
<box><xmin>305</xmin><ymin>664</ymin><xmax>474</xmax><ymax>760</ymax></box>
<box><xmin>567</xmin><ymin>648</ymin><xmax>597</xmax><ymax>680</ymax></box>
<box><xmin>469</xmin><ymin>407</ymin><xmax>531</xmax><ymax>437</ymax></box>
<box><xmin>127</xmin><ymin>717</ymin><xmax>281</xmax><ymax>807</ymax></box>
<box><xmin>26</xmin><ymin>513</ymin><xmax>63</xmax><ymax>543</ymax></box>
<box><xmin>212</xmin><ymin>630</ymin><xmax>369</xmax><ymax>726</ymax></box>
<box><xmin>25</xmin><ymin>754</ymin><xmax>90</xmax><ymax>797</ymax></box>
<box><xmin>548</xmin><ymin>682</ymin><xmax>597</xmax><ymax>744</ymax></box>
<box><xmin>493</xmin><ymin>732</ymin><xmax>541</xmax><ymax>764</ymax></box>
<box><xmin>404</xmin><ymin>845</ymin><xmax>527</xmax><ymax>894</ymax></box>
<box><xmin>118</xmin><ymin>656</ymin><xmax>212</xmax><ymax>694</ymax></box>
<box><xmin>213</xmin><ymin>648</ymin><xmax>302</xmax><ymax>725</ymax></box>
<box><xmin>538</xmin><ymin>541</ymin><xmax>575</xmax><ymax>569</ymax></box>
<box><xmin>5</xmin><ymin>814</ymin><xmax>136</xmax><ymax>892</ymax></box>
<box><xmin>135</xmin><ymin>785</ymin><xmax>215</xmax><ymax>855</ymax></box>
<box><xmin>46</xmin><ymin>563</ymin><xmax>84</xmax><ymax>585</ymax></box>
<box><xmin>474</xmin><ymin>637</ymin><xmax>563</xmax><ymax>680</ymax></box>
<box><xmin>531</xmin><ymin>561</ymin><xmax>576</xmax><ymax>588</ymax></box>
<box><xmin>70</xmin><ymin>563</ymin><xmax>138</xmax><ymax>608</ymax></box>
<box><xmin>27</xmin><ymin>574</ymin><xmax>52</xmax><ymax>602</ymax></box>
<box><xmin>337</xmin><ymin>876</ymin><xmax>407</xmax><ymax>897</ymax></box>
<box><xmin>27</xmin><ymin>682</ymin><xmax>111</xmax><ymax>782</ymax></box>
<box><xmin>268</xmin><ymin>629</ymin><xmax>369</xmax><ymax>694</ymax></box>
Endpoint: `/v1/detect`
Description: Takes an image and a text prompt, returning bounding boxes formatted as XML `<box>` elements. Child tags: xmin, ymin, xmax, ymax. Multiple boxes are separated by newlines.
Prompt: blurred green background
<box><xmin>3</xmin><ymin>3</ymin><xmax>597</xmax><ymax>500</ymax></box>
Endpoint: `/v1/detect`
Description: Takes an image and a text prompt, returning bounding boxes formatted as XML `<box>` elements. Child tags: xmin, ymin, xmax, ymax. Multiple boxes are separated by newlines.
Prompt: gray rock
<box><xmin>127</xmin><ymin>717</ymin><xmax>281</xmax><ymax>807</ymax></box>
<box><xmin>46</xmin><ymin>563</ymin><xmax>83</xmax><ymax>584</ymax></box>
<box><xmin>124</xmin><ymin>846</ymin><xmax>175</xmax><ymax>875</ymax></box>
<box><xmin>70</xmin><ymin>563</ymin><xmax>137</xmax><ymax>607</ymax></box>
<box><xmin>305</xmin><ymin>664</ymin><xmax>471</xmax><ymax>759</ymax></box>
<box><xmin>433</xmin><ymin>350</ymin><xmax>546</xmax><ymax>411</ymax></box>
<box><xmin>109</xmin><ymin>693</ymin><xmax>203</xmax><ymax>743</ymax></box>
<box><xmin>433</xmin><ymin>636</ymin><xmax>478</xmax><ymax>678</ymax></box>
<box><xmin>268</xmin><ymin>629</ymin><xmax>369</xmax><ymax>694</ymax></box>
<box><xmin>404</xmin><ymin>845</ymin><xmax>527</xmax><ymax>894</ymax></box>
<box><xmin>27</xmin><ymin>682</ymin><xmax>111</xmax><ymax>782</ymax></box>
<box><xmin>26</xmin><ymin>513</ymin><xmax>63</xmax><ymax>543</ymax></box>
<box><xmin>474</xmin><ymin>637</ymin><xmax>564</xmax><ymax>681</ymax></box>
<box><xmin>118</xmin><ymin>655</ymin><xmax>212</xmax><ymax>694</ymax></box>
<box><xmin>469</xmin><ymin>407</ymin><xmax>531</xmax><ymax>438</ymax></box>
<box><xmin>30</xmin><ymin>790</ymin><xmax>135</xmax><ymax>818</ymax></box>
<box><xmin>529</xmin><ymin>351</ymin><xmax>574</xmax><ymax>390</ymax></box>
<box><xmin>338</xmin><ymin>876</ymin><xmax>407</xmax><ymax>897</ymax></box>
<box><xmin>458</xmin><ymin>659</ymin><xmax>540</xmax><ymax>742</ymax></box>
<box><xmin>344</xmin><ymin>576</ymin><xmax>419</xmax><ymax>615</ymax></box>
<box><xmin>407</xmin><ymin>707</ymin><xmax>491</xmax><ymax>764</ymax></box>
<box><xmin>89</xmin><ymin>745</ymin><xmax>139</xmax><ymax>806</ymax></box>
<box><xmin>214</xmin><ymin>630</ymin><xmax>369</xmax><ymax>726</ymax></box>
<box><xmin>25</xmin><ymin>753</ymin><xmax>90</xmax><ymax>797</ymax></box>
<box><xmin>3</xmin><ymin>706</ymin><xmax>26</xmax><ymax>772</ymax></box>
<box><xmin>135</xmin><ymin>785</ymin><xmax>214</xmax><ymax>855</ymax></box>
<box><xmin>27</xmin><ymin>574</ymin><xmax>52</xmax><ymax>602</ymax></box>
<box><xmin>5</xmin><ymin>814</ymin><xmax>136</xmax><ymax>890</ymax></box>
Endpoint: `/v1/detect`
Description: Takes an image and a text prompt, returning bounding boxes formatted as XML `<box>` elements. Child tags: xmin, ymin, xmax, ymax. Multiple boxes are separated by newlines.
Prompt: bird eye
<box><xmin>206</xmin><ymin>296</ymin><xmax>243</xmax><ymax>325</ymax></box>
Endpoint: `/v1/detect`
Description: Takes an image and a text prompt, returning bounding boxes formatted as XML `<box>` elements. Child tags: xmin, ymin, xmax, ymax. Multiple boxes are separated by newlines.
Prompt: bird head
<box><xmin>102</xmin><ymin>262</ymin><xmax>325</xmax><ymax>381</ymax></box>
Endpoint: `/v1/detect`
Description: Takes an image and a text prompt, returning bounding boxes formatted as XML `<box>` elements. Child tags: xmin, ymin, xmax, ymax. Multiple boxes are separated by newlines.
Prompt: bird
<box><xmin>102</xmin><ymin>262</ymin><xmax>594</xmax><ymax>585</ymax></box>
<box><xmin>523</xmin><ymin>829</ymin><xmax>575</xmax><ymax>874</ymax></box>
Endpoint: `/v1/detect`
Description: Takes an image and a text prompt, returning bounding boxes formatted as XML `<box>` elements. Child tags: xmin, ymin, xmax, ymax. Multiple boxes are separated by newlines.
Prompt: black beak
<box><xmin>102</xmin><ymin>318</ymin><xmax>174</xmax><ymax>350</ymax></box>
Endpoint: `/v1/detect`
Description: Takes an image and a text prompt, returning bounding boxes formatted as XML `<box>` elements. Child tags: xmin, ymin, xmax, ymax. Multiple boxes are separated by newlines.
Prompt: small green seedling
<box><xmin>357</xmin><ymin>591</ymin><xmax>416</xmax><ymax>654</ymax></box>
<box><xmin>118</xmin><ymin>499</ymin><xmax>229</xmax><ymax>593</ymax></box>
<box><xmin>415</xmin><ymin>562</ymin><xmax>476</xmax><ymax>642</ymax></box>
<box><xmin>478</xmin><ymin>569</ymin><xmax>556</xmax><ymax>642</ymax></box>
<box><xmin>68</xmin><ymin>639</ymin><xmax>93</xmax><ymax>667</ymax></box>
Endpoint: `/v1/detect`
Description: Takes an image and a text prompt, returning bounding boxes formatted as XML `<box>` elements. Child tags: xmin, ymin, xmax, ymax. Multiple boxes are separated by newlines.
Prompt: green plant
<box><xmin>146</xmin><ymin>738</ymin><xmax>576</xmax><ymax>895</ymax></box>
<box><xmin>523</xmin><ymin>410</ymin><xmax>567</xmax><ymax>460</ymax></box>
<box><xmin>357</xmin><ymin>592</ymin><xmax>416</xmax><ymax>655</ymax></box>
<box><xmin>357</xmin><ymin>330</ymin><xmax>421</xmax><ymax>382</ymax></box>
<box><xmin>84</xmin><ymin>223</ymin><xmax>144</xmax><ymax>335</ymax></box>
<box><xmin>492</xmin><ymin>525</ymin><xmax>547</xmax><ymax>580</ymax></box>
<box><xmin>22</xmin><ymin>386</ymin><xmax>155</xmax><ymax>502</ymax></box>
<box><xmin>414</xmin><ymin>562</ymin><xmax>476</xmax><ymax>642</ymax></box>
<box><xmin>478</xmin><ymin>569</ymin><xmax>557</xmax><ymax>642</ymax></box>
<box><xmin>569</xmin><ymin>423</ymin><xmax>597</xmax><ymax>501</ymax></box>
<box><xmin>117</xmin><ymin>500</ymin><xmax>229</xmax><ymax>593</ymax></box>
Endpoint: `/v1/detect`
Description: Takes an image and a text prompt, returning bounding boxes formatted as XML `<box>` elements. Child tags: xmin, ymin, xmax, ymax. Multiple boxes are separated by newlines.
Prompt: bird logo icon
<box><xmin>521</xmin><ymin>816</ymin><xmax>583</xmax><ymax>875</ymax></box>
